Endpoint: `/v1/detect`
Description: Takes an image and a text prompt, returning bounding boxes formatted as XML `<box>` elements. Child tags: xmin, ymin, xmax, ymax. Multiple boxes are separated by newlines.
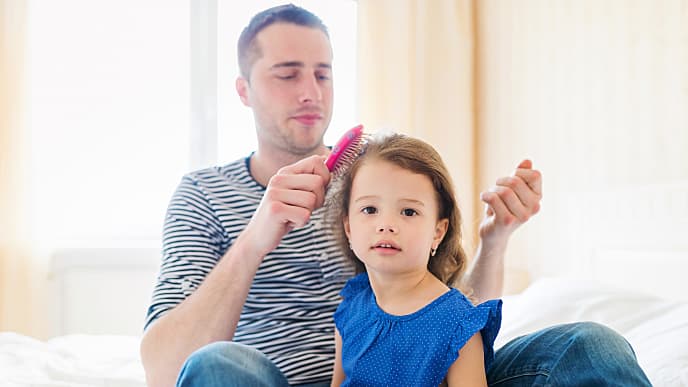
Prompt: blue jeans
<box><xmin>487</xmin><ymin>322</ymin><xmax>651</xmax><ymax>386</ymax></box>
<box><xmin>176</xmin><ymin>341</ymin><xmax>329</xmax><ymax>387</ymax></box>
<box><xmin>177</xmin><ymin>322</ymin><xmax>651</xmax><ymax>386</ymax></box>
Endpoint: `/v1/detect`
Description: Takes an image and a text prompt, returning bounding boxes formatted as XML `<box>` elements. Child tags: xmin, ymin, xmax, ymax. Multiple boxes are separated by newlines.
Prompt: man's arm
<box><xmin>465</xmin><ymin>160</ymin><xmax>542</xmax><ymax>303</ymax></box>
<box><xmin>140</xmin><ymin>155</ymin><xmax>330</xmax><ymax>387</ymax></box>
<box><xmin>330</xmin><ymin>328</ymin><xmax>345</xmax><ymax>387</ymax></box>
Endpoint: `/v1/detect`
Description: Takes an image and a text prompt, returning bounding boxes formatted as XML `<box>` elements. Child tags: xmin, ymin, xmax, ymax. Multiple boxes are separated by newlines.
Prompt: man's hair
<box><xmin>237</xmin><ymin>4</ymin><xmax>329</xmax><ymax>80</ymax></box>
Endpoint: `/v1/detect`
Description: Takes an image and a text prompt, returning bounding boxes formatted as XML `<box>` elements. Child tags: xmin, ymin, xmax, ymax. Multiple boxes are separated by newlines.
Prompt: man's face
<box><xmin>237</xmin><ymin>23</ymin><xmax>334</xmax><ymax>157</ymax></box>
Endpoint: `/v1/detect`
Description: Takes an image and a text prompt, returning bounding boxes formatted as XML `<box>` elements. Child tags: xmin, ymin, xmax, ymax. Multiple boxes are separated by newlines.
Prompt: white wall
<box><xmin>476</xmin><ymin>0</ymin><xmax>688</xmax><ymax>293</ymax></box>
<box><xmin>48</xmin><ymin>247</ymin><xmax>160</xmax><ymax>337</ymax></box>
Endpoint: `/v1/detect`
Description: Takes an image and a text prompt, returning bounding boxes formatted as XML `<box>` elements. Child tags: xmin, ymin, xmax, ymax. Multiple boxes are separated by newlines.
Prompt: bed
<box><xmin>1</xmin><ymin>183</ymin><xmax>686</xmax><ymax>386</ymax></box>
<box><xmin>1</xmin><ymin>275</ymin><xmax>686</xmax><ymax>386</ymax></box>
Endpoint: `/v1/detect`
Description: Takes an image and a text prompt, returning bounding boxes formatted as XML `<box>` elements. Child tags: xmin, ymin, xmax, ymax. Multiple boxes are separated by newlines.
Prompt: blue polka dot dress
<box><xmin>333</xmin><ymin>273</ymin><xmax>502</xmax><ymax>386</ymax></box>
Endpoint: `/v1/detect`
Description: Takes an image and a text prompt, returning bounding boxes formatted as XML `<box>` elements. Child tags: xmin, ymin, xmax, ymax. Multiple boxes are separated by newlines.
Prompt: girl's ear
<box><xmin>434</xmin><ymin>218</ymin><xmax>449</xmax><ymax>247</ymax></box>
<box><xmin>343</xmin><ymin>215</ymin><xmax>351</xmax><ymax>240</ymax></box>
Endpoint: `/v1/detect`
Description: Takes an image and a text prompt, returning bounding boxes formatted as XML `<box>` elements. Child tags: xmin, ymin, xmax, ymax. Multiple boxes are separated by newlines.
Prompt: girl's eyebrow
<box><xmin>353</xmin><ymin>195</ymin><xmax>426</xmax><ymax>207</ymax></box>
<box><xmin>400</xmin><ymin>199</ymin><xmax>425</xmax><ymax>207</ymax></box>
<box><xmin>353</xmin><ymin>195</ymin><xmax>379</xmax><ymax>203</ymax></box>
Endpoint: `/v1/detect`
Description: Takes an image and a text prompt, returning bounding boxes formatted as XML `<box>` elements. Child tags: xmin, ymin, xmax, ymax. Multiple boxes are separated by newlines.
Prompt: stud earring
<box><xmin>430</xmin><ymin>247</ymin><xmax>437</xmax><ymax>257</ymax></box>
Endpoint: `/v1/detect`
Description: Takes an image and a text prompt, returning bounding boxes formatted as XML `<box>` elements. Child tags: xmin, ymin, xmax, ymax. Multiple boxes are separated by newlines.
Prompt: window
<box><xmin>27</xmin><ymin>0</ymin><xmax>190</xmax><ymax>245</ymax></box>
<box><xmin>26</xmin><ymin>1</ymin><xmax>357</xmax><ymax>247</ymax></box>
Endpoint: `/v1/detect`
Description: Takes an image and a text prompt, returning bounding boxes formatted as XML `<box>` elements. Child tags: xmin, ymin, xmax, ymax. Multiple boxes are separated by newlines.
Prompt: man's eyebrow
<box><xmin>270</xmin><ymin>61</ymin><xmax>304</xmax><ymax>69</ymax></box>
<box><xmin>270</xmin><ymin>61</ymin><xmax>332</xmax><ymax>70</ymax></box>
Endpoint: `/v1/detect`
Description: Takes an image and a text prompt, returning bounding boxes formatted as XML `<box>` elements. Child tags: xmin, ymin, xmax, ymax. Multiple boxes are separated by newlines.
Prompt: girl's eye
<box><xmin>402</xmin><ymin>208</ymin><xmax>418</xmax><ymax>217</ymax></box>
<box><xmin>361</xmin><ymin>206</ymin><xmax>377</xmax><ymax>215</ymax></box>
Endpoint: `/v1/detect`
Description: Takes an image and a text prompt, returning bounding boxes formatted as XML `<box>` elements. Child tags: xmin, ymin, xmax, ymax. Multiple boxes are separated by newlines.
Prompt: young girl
<box><xmin>328</xmin><ymin>132</ymin><xmax>502</xmax><ymax>386</ymax></box>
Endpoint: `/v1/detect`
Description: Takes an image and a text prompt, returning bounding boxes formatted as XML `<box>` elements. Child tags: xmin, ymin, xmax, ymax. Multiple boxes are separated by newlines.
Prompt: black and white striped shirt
<box><xmin>145</xmin><ymin>156</ymin><xmax>354</xmax><ymax>384</ymax></box>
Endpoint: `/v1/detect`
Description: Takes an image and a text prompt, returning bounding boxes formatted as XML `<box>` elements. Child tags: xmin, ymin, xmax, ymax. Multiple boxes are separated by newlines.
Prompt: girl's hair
<box><xmin>328</xmin><ymin>132</ymin><xmax>469</xmax><ymax>289</ymax></box>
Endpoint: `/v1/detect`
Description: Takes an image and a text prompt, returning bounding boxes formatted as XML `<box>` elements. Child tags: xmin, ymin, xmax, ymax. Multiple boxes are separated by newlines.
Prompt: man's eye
<box><xmin>276</xmin><ymin>74</ymin><xmax>297</xmax><ymax>80</ymax></box>
<box><xmin>402</xmin><ymin>208</ymin><xmax>418</xmax><ymax>216</ymax></box>
<box><xmin>361</xmin><ymin>206</ymin><xmax>377</xmax><ymax>215</ymax></box>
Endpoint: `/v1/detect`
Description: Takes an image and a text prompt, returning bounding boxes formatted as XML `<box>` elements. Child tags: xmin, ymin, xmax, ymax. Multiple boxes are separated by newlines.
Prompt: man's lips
<box><xmin>293</xmin><ymin>114</ymin><xmax>322</xmax><ymax>125</ymax></box>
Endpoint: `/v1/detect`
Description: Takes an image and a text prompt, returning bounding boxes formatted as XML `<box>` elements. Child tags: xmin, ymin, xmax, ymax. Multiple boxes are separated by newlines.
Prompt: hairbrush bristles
<box><xmin>325</xmin><ymin>124</ymin><xmax>368</xmax><ymax>177</ymax></box>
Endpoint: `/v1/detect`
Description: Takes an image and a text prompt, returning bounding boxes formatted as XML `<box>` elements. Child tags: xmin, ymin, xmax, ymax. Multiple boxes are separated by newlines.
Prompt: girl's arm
<box><xmin>330</xmin><ymin>328</ymin><xmax>345</xmax><ymax>387</ymax></box>
<box><xmin>445</xmin><ymin>333</ymin><xmax>487</xmax><ymax>387</ymax></box>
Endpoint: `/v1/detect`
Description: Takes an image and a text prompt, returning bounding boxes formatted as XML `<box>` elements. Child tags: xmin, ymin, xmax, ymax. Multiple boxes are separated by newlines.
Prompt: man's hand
<box><xmin>243</xmin><ymin>155</ymin><xmax>331</xmax><ymax>258</ymax></box>
<box><xmin>478</xmin><ymin>159</ymin><xmax>542</xmax><ymax>245</ymax></box>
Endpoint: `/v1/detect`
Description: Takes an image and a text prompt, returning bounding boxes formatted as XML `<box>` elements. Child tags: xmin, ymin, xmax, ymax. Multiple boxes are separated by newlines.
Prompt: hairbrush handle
<box><xmin>325</xmin><ymin>124</ymin><xmax>364</xmax><ymax>172</ymax></box>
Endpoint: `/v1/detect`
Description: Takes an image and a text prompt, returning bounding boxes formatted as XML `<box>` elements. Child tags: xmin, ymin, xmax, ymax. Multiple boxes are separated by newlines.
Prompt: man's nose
<box><xmin>298</xmin><ymin>76</ymin><xmax>322</xmax><ymax>103</ymax></box>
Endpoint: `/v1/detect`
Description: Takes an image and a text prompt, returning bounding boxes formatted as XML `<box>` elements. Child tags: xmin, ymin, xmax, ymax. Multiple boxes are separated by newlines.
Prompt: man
<box><xmin>140</xmin><ymin>4</ymin><xmax>651</xmax><ymax>387</ymax></box>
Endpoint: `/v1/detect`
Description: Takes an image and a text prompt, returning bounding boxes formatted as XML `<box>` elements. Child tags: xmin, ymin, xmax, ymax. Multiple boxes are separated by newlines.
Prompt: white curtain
<box><xmin>0</xmin><ymin>0</ymin><xmax>43</xmax><ymax>336</ymax></box>
<box><xmin>357</xmin><ymin>0</ymin><xmax>480</xmax><ymax>252</ymax></box>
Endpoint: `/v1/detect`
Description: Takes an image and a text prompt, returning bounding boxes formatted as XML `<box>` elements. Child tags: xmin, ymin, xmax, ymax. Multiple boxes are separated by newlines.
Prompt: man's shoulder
<box><xmin>181</xmin><ymin>157</ymin><xmax>256</xmax><ymax>190</ymax></box>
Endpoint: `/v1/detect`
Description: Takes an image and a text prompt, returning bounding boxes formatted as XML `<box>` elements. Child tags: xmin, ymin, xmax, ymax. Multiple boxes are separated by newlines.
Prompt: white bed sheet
<box><xmin>0</xmin><ymin>333</ymin><xmax>145</xmax><ymax>386</ymax></box>
<box><xmin>498</xmin><ymin>277</ymin><xmax>688</xmax><ymax>387</ymax></box>
<box><xmin>1</xmin><ymin>277</ymin><xmax>686</xmax><ymax>386</ymax></box>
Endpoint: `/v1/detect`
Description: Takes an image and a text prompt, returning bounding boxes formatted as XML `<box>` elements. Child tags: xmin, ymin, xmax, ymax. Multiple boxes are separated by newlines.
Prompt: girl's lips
<box><xmin>372</xmin><ymin>246</ymin><xmax>401</xmax><ymax>256</ymax></box>
<box><xmin>371</xmin><ymin>241</ymin><xmax>401</xmax><ymax>254</ymax></box>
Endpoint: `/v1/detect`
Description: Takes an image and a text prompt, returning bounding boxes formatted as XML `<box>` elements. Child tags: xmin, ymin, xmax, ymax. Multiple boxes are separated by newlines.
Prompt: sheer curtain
<box><xmin>356</xmin><ymin>0</ymin><xmax>480</xmax><ymax>251</ymax></box>
<box><xmin>0</xmin><ymin>0</ymin><xmax>35</xmax><ymax>334</ymax></box>
<box><xmin>2</xmin><ymin>0</ymin><xmax>191</xmax><ymax>338</ymax></box>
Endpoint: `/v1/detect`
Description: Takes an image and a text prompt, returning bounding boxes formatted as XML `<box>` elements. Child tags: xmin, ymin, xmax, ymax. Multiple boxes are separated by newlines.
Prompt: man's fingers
<box><xmin>512</xmin><ymin>160</ymin><xmax>542</xmax><ymax>196</ymax></box>
<box><xmin>516</xmin><ymin>159</ymin><xmax>532</xmax><ymax>170</ymax></box>
<box><xmin>490</xmin><ymin>186</ymin><xmax>531</xmax><ymax>222</ymax></box>
<box><xmin>514</xmin><ymin>169</ymin><xmax>543</xmax><ymax>197</ymax></box>
<box><xmin>267</xmin><ymin>199</ymin><xmax>313</xmax><ymax>229</ymax></box>
<box><xmin>481</xmin><ymin>191</ymin><xmax>515</xmax><ymax>223</ymax></box>
<box><xmin>495</xmin><ymin>175</ymin><xmax>540</xmax><ymax>211</ymax></box>
<box><xmin>270</xmin><ymin>158</ymin><xmax>330</xmax><ymax>209</ymax></box>
<box><xmin>269</xmin><ymin>173</ymin><xmax>327</xmax><ymax>208</ymax></box>
<box><xmin>278</xmin><ymin>155</ymin><xmax>331</xmax><ymax>186</ymax></box>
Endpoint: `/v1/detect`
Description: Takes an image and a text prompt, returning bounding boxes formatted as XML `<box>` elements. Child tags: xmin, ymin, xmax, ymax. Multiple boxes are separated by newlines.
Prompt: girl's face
<box><xmin>344</xmin><ymin>159</ymin><xmax>448</xmax><ymax>277</ymax></box>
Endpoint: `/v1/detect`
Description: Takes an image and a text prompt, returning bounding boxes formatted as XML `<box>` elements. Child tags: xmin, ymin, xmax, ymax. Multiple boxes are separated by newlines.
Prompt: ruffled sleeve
<box><xmin>339</xmin><ymin>272</ymin><xmax>370</xmax><ymax>299</ymax></box>
<box><xmin>334</xmin><ymin>273</ymin><xmax>371</xmax><ymax>333</ymax></box>
<box><xmin>447</xmin><ymin>299</ymin><xmax>503</xmax><ymax>370</ymax></box>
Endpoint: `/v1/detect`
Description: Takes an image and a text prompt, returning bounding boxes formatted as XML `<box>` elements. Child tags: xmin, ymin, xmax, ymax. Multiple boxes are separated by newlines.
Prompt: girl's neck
<box><xmin>367</xmin><ymin>270</ymin><xmax>449</xmax><ymax>316</ymax></box>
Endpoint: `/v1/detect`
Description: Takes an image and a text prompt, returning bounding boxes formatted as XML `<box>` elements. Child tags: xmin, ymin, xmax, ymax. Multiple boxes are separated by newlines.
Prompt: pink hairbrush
<box><xmin>325</xmin><ymin>124</ymin><xmax>367</xmax><ymax>177</ymax></box>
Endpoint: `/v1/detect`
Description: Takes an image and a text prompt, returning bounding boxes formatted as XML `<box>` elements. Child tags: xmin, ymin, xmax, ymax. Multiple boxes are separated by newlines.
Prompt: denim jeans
<box><xmin>176</xmin><ymin>322</ymin><xmax>651</xmax><ymax>386</ymax></box>
<box><xmin>487</xmin><ymin>322</ymin><xmax>651</xmax><ymax>386</ymax></box>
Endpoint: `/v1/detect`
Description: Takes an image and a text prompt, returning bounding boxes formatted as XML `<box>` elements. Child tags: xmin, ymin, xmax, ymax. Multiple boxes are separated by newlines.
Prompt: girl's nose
<box><xmin>376</xmin><ymin>225</ymin><xmax>397</xmax><ymax>233</ymax></box>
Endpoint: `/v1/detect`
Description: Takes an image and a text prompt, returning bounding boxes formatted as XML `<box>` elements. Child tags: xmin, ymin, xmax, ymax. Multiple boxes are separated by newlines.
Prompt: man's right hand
<box><xmin>243</xmin><ymin>155</ymin><xmax>331</xmax><ymax>258</ymax></box>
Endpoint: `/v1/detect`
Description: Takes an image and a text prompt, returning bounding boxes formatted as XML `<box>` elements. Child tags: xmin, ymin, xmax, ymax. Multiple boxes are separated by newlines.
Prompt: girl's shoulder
<box><xmin>444</xmin><ymin>296</ymin><xmax>503</xmax><ymax>369</ymax></box>
<box><xmin>340</xmin><ymin>272</ymin><xmax>371</xmax><ymax>299</ymax></box>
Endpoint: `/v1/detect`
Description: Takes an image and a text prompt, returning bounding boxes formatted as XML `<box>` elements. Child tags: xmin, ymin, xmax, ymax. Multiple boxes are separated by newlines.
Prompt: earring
<box><xmin>430</xmin><ymin>247</ymin><xmax>437</xmax><ymax>257</ymax></box>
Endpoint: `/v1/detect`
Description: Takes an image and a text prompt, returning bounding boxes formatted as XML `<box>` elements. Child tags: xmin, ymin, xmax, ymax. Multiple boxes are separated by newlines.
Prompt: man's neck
<box><xmin>249</xmin><ymin>146</ymin><xmax>329</xmax><ymax>187</ymax></box>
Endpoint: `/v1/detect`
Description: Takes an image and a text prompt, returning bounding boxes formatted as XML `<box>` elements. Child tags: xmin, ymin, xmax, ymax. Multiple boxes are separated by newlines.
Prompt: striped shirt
<box><xmin>145</xmin><ymin>156</ymin><xmax>354</xmax><ymax>384</ymax></box>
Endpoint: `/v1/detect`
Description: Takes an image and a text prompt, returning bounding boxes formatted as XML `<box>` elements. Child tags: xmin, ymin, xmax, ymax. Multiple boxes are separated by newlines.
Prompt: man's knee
<box><xmin>184</xmin><ymin>341</ymin><xmax>241</xmax><ymax>368</ymax></box>
<box><xmin>177</xmin><ymin>341</ymin><xmax>288</xmax><ymax>386</ymax></box>
<box><xmin>489</xmin><ymin>322</ymin><xmax>651</xmax><ymax>386</ymax></box>
<box><xmin>560</xmin><ymin>322</ymin><xmax>635</xmax><ymax>357</ymax></box>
